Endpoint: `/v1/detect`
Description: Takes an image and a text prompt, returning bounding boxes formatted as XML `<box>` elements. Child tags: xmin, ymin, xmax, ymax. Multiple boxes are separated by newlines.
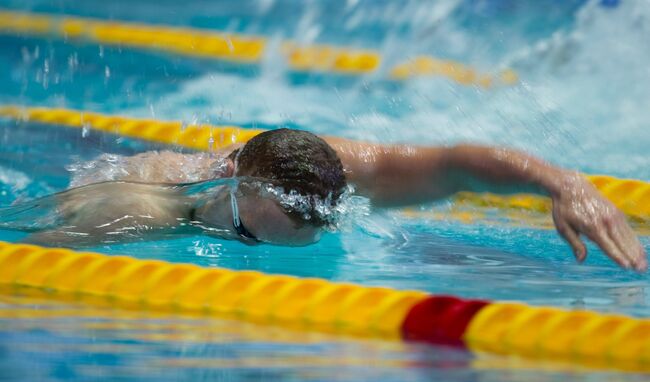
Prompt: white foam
<box><xmin>122</xmin><ymin>0</ymin><xmax>649</xmax><ymax>180</ymax></box>
<box><xmin>0</xmin><ymin>166</ymin><xmax>30</xmax><ymax>191</ymax></box>
<box><xmin>67</xmin><ymin>152</ymin><xmax>232</xmax><ymax>187</ymax></box>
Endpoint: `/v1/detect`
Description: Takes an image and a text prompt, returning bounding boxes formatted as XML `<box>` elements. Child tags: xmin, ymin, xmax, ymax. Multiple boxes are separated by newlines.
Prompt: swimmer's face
<box><xmin>194</xmin><ymin>186</ymin><xmax>321</xmax><ymax>246</ymax></box>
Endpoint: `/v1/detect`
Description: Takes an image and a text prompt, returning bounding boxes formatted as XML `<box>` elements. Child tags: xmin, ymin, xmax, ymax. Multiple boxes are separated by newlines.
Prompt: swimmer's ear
<box><xmin>224</xmin><ymin>157</ymin><xmax>236</xmax><ymax>177</ymax></box>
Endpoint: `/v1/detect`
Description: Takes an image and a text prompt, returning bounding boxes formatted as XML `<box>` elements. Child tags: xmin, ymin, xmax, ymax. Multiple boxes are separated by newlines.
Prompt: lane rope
<box><xmin>1</xmin><ymin>104</ymin><xmax>649</xmax><ymax>222</ymax></box>
<box><xmin>0</xmin><ymin>241</ymin><xmax>647</xmax><ymax>371</ymax></box>
<box><xmin>0</xmin><ymin>9</ymin><xmax>517</xmax><ymax>87</ymax></box>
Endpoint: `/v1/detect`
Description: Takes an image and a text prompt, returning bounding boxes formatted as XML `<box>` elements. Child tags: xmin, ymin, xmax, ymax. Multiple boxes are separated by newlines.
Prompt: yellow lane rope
<box><xmin>0</xmin><ymin>241</ymin><xmax>648</xmax><ymax>371</ymax></box>
<box><xmin>0</xmin><ymin>9</ymin><xmax>516</xmax><ymax>86</ymax></box>
<box><xmin>281</xmin><ymin>42</ymin><xmax>380</xmax><ymax>75</ymax></box>
<box><xmin>464</xmin><ymin>303</ymin><xmax>650</xmax><ymax>372</ymax></box>
<box><xmin>0</xmin><ymin>9</ymin><xmax>265</xmax><ymax>63</ymax></box>
<box><xmin>0</xmin><ymin>242</ymin><xmax>427</xmax><ymax>340</ymax></box>
<box><xmin>389</xmin><ymin>56</ymin><xmax>518</xmax><ymax>86</ymax></box>
<box><xmin>452</xmin><ymin>174</ymin><xmax>650</xmax><ymax>222</ymax></box>
<box><xmin>0</xmin><ymin>104</ymin><xmax>262</xmax><ymax>151</ymax></box>
<box><xmin>1</xmin><ymin>104</ymin><xmax>649</xmax><ymax>223</ymax></box>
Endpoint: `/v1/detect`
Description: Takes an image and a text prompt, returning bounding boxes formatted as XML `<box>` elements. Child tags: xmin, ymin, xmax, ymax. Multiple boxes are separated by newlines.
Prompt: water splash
<box><xmin>66</xmin><ymin>151</ymin><xmax>233</xmax><ymax>188</ymax></box>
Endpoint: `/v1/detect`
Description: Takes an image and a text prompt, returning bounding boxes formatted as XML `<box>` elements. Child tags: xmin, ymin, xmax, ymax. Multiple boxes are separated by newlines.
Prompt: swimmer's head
<box><xmin>232</xmin><ymin>128</ymin><xmax>347</xmax><ymax>222</ymax></box>
<box><xmin>198</xmin><ymin>129</ymin><xmax>347</xmax><ymax>246</ymax></box>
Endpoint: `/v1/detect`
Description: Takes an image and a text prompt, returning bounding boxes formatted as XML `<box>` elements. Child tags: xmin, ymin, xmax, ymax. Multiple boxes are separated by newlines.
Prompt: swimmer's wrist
<box><xmin>536</xmin><ymin>167</ymin><xmax>582</xmax><ymax>198</ymax></box>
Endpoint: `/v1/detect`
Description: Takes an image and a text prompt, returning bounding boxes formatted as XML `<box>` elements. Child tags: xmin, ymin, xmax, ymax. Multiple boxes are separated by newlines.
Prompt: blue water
<box><xmin>0</xmin><ymin>0</ymin><xmax>649</xmax><ymax>380</ymax></box>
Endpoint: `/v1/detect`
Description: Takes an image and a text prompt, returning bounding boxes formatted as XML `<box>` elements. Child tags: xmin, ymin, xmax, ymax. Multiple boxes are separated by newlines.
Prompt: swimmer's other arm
<box><xmin>324</xmin><ymin>137</ymin><xmax>647</xmax><ymax>271</ymax></box>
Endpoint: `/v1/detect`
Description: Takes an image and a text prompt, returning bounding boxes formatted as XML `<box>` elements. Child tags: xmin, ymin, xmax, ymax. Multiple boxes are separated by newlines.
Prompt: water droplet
<box><xmin>20</xmin><ymin>47</ymin><xmax>29</xmax><ymax>63</ymax></box>
<box><xmin>41</xmin><ymin>59</ymin><xmax>50</xmax><ymax>89</ymax></box>
<box><xmin>225</xmin><ymin>37</ymin><xmax>235</xmax><ymax>52</ymax></box>
<box><xmin>207</xmin><ymin>136</ymin><xmax>215</xmax><ymax>151</ymax></box>
<box><xmin>68</xmin><ymin>53</ymin><xmax>78</xmax><ymax>71</ymax></box>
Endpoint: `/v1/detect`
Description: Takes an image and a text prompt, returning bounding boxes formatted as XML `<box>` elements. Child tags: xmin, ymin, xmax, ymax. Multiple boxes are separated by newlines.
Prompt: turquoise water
<box><xmin>0</xmin><ymin>0</ymin><xmax>649</xmax><ymax>380</ymax></box>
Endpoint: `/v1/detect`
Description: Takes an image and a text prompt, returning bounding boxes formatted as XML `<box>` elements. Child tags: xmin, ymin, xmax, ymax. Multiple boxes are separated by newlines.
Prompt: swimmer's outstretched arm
<box><xmin>324</xmin><ymin>137</ymin><xmax>647</xmax><ymax>272</ymax></box>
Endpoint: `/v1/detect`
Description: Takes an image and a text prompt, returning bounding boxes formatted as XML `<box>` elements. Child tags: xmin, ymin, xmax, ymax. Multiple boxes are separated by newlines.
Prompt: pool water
<box><xmin>0</xmin><ymin>0</ymin><xmax>649</xmax><ymax>380</ymax></box>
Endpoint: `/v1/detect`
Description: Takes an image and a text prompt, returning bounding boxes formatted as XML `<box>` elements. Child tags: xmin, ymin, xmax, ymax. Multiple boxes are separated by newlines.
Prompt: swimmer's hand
<box><xmin>550</xmin><ymin>173</ymin><xmax>647</xmax><ymax>272</ymax></box>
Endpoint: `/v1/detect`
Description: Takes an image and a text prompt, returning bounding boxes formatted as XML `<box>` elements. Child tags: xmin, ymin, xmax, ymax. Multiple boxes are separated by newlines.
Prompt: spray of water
<box><xmin>127</xmin><ymin>0</ymin><xmax>649</xmax><ymax>180</ymax></box>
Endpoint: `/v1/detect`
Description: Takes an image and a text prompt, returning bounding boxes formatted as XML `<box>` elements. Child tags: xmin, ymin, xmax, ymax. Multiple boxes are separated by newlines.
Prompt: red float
<box><xmin>401</xmin><ymin>295</ymin><xmax>489</xmax><ymax>346</ymax></box>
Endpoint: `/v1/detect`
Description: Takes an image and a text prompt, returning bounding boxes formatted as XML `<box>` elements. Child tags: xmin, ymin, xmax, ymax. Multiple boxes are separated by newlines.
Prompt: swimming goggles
<box><xmin>230</xmin><ymin>188</ymin><xmax>260</xmax><ymax>243</ymax></box>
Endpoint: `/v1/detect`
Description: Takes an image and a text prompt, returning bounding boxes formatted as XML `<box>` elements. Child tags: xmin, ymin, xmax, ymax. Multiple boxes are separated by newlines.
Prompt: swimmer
<box><xmin>3</xmin><ymin>128</ymin><xmax>646</xmax><ymax>271</ymax></box>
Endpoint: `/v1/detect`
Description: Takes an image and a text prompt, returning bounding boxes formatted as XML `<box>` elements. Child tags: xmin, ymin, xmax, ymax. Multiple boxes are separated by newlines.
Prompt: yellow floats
<box><xmin>465</xmin><ymin>302</ymin><xmax>650</xmax><ymax>371</ymax></box>
<box><xmin>282</xmin><ymin>42</ymin><xmax>380</xmax><ymax>75</ymax></box>
<box><xmin>0</xmin><ymin>241</ymin><xmax>648</xmax><ymax>371</ymax></box>
<box><xmin>390</xmin><ymin>56</ymin><xmax>518</xmax><ymax>86</ymax></box>
<box><xmin>0</xmin><ymin>242</ymin><xmax>425</xmax><ymax>339</ymax></box>
<box><xmin>0</xmin><ymin>104</ymin><xmax>261</xmax><ymax>151</ymax></box>
<box><xmin>453</xmin><ymin>173</ymin><xmax>650</xmax><ymax>223</ymax></box>
<box><xmin>0</xmin><ymin>9</ymin><xmax>264</xmax><ymax>63</ymax></box>
<box><xmin>0</xmin><ymin>9</ymin><xmax>515</xmax><ymax>86</ymax></box>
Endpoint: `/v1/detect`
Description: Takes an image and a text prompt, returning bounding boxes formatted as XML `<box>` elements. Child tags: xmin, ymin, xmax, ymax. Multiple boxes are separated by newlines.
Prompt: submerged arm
<box><xmin>325</xmin><ymin>137</ymin><xmax>647</xmax><ymax>271</ymax></box>
<box><xmin>22</xmin><ymin>182</ymin><xmax>196</xmax><ymax>248</ymax></box>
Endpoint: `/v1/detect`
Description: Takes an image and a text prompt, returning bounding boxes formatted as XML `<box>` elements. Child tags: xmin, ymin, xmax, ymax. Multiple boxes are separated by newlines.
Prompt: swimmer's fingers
<box><xmin>606</xmin><ymin>217</ymin><xmax>647</xmax><ymax>272</ymax></box>
<box><xmin>553</xmin><ymin>213</ymin><xmax>587</xmax><ymax>262</ymax></box>
<box><xmin>586</xmin><ymin>227</ymin><xmax>630</xmax><ymax>269</ymax></box>
<box><xmin>581</xmin><ymin>210</ymin><xmax>645</xmax><ymax>271</ymax></box>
